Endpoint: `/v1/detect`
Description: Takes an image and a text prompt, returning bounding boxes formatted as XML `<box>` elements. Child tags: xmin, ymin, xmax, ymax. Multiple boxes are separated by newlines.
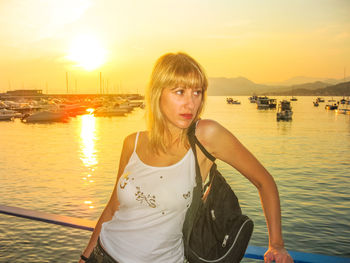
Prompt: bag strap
<box><xmin>183</xmin><ymin>121</ymin><xmax>217</xmax><ymax>250</ymax></box>
<box><xmin>188</xmin><ymin>120</ymin><xmax>216</xmax><ymax>161</ymax></box>
<box><xmin>193</xmin><ymin>135</ymin><xmax>216</xmax><ymax>162</ymax></box>
<box><xmin>188</xmin><ymin>120</ymin><xmax>217</xmax><ymax>184</ymax></box>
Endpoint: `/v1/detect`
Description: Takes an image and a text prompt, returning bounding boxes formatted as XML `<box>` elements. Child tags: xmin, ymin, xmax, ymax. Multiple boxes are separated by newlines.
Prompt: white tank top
<box><xmin>100</xmin><ymin>132</ymin><xmax>196</xmax><ymax>263</ymax></box>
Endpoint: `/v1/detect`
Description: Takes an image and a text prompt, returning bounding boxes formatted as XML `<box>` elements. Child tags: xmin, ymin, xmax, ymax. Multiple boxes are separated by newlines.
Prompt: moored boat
<box><xmin>340</xmin><ymin>98</ymin><xmax>346</xmax><ymax>104</ymax></box>
<box><xmin>248</xmin><ymin>95</ymin><xmax>258</xmax><ymax>103</ymax></box>
<box><xmin>256</xmin><ymin>96</ymin><xmax>277</xmax><ymax>109</ymax></box>
<box><xmin>277</xmin><ymin>100</ymin><xmax>293</xmax><ymax>121</ymax></box>
<box><xmin>325</xmin><ymin>104</ymin><xmax>338</xmax><ymax>110</ymax></box>
<box><xmin>226</xmin><ymin>97</ymin><xmax>241</xmax><ymax>104</ymax></box>
<box><xmin>0</xmin><ymin>109</ymin><xmax>22</xmax><ymax>121</ymax></box>
<box><xmin>93</xmin><ymin>106</ymin><xmax>128</xmax><ymax>117</ymax></box>
<box><xmin>21</xmin><ymin>111</ymin><xmax>69</xmax><ymax>123</ymax></box>
<box><xmin>335</xmin><ymin>108</ymin><xmax>350</xmax><ymax>114</ymax></box>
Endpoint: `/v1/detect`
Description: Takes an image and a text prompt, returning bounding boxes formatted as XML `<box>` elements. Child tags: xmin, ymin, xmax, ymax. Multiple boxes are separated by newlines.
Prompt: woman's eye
<box><xmin>194</xmin><ymin>90</ymin><xmax>202</xmax><ymax>96</ymax></box>
<box><xmin>175</xmin><ymin>90</ymin><xmax>184</xmax><ymax>95</ymax></box>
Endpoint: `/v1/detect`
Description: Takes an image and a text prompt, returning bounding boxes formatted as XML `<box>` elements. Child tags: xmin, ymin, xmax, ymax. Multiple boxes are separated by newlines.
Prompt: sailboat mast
<box><xmin>66</xmin><ymin>72</ymin><xmax>69</xmax><ymax>94</ymax></box>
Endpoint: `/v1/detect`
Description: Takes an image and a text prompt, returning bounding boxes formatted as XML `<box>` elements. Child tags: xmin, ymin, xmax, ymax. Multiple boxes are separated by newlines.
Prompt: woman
<box><xmin>80</xmin><ymin>52</ymin><xmax>293</xmax><ymax>263</ymax></box>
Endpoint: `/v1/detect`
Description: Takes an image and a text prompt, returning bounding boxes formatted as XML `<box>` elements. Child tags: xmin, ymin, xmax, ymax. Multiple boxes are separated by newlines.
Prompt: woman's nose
<box><xmin>184</xmin><ymin>92</ymin><xmax>195</xmax><ymax>110</ymax></box>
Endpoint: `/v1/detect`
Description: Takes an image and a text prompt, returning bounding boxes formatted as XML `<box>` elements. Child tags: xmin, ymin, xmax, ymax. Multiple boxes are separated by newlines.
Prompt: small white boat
<box><xmin>21</xmin><ymin>111</ymin><xmax>68</xmax><ymax>123</ymax></box>
<box><xmin>256</xmin><ymin>97</ymin><xmax>277</xmax><ymax>109</ymax></box>
<box><xmin>277</xmin><ymin>100</ymin><xmax>293</xmax><ymax>121</ymax></box>
<box><xmin>93</xmin><ymin>107</ymin><xmax>127</xmax><ymax>117</ymax></box>
<box><xmin>335</xmin><ymin>108</ymin><xmax>350</xmax><ymax>115</ymax></box>
<box><xmin>0</xmin><ymin>109</ymin><xmax>21</xmax><ymax>121</ymax></box>
<box><xmin>248</xmin><ymin>95</ymin><xmax>258</xmax><ymax>103</ymax></box>
<box><xmin>226</xmin><ymin>98</ymin><xmax>241</xmax><ymax>104</ymax></box>
<box><xmin>325</xmin><ymin>104</ymin><xmax>338</xmax><ymax>110</ymax></box>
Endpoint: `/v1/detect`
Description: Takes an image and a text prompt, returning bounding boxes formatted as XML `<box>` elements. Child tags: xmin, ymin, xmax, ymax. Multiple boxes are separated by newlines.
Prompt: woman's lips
<box><xmin>180</xmin><ymin>114</ymin><xmax>193</xmax><ymax>119</ymax></box>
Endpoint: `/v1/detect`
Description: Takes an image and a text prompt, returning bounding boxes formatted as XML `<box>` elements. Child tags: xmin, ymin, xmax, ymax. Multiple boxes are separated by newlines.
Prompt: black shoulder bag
<box><xmin>182</xmin><ymin>122</ymin><xmax>254</xmax><ymax>263</ymax></box>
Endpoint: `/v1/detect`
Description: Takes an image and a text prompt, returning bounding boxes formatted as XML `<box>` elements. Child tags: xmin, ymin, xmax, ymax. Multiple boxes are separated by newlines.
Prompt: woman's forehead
<box><xmin>168</xmin><ymin>83</ymin><xmax>203</xmax><ymax>90</ymax></box>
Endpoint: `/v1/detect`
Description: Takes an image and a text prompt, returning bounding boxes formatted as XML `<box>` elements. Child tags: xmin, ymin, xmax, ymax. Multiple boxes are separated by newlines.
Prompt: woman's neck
<box><xmin>165</xmin><ymin>125</ymin><xmax>183</xmax><ymax>146</ymax></box>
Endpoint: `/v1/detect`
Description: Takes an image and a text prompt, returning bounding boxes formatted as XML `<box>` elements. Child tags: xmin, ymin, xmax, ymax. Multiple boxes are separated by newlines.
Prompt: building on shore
<box><xmin>5</xmin><ymin>90</ymin><xmax>43</xmax><ymax>96</ymax></box>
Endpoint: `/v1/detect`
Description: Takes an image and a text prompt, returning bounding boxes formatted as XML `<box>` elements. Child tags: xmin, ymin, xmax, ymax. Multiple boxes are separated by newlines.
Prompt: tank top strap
<box><xmin>133</xmin><ymin>132</ymin><xmax>140</xmax><ymax>153</ymax></box>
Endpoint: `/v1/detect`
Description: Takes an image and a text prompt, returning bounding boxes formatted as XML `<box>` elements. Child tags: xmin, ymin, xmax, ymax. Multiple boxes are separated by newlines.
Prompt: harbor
<box><xmin>1</xmin><ymin>96</ymin><xmax>349</xmax><ymax>262</ymax></box>
<box><xmin>0</xmin><ymin>89</ymin><xmax>144</xmax><ymax>122</ymax></box>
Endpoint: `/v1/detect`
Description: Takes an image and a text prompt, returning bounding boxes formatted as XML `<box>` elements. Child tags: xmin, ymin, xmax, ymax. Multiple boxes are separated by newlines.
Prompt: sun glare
<box><xmin>67</xmin><ymin>35</ymin><xmax>106</xmax><ymax>71</ymax></box>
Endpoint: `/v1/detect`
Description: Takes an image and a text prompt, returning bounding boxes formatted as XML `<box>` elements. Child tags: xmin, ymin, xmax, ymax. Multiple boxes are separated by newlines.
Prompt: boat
<box><xmin>290</xmin><ymin>96</ymin><xmax>298</xmax><ymax>101</ymax></box>
<box><xmin>59</xmin><ymin>104</ymin><xmax>90</xmax><ymax>117</ymax></box>
<box><xmin>0</xmin><ymin>109</ymin><xmax>21</xmax><ymax>121</ymax></box>
<box><xmin>313</xmin><ymin>101</ymin><xmax>319</xmax><ymax>107</ymax></box>
<box><xmin>256</xmin><ymin>96</ymin><xmax>277</xmax><ymax>109</ymax></box>
<box><xmin>325</xmin><ymin>104</ymin><xmax>338</xmax><ymax>110</ymax></box>
<box><xmin>226</xmin><ymin>98</ymin><xmax>241</xmax><ymax>104</ymax></box>
<box><xmin>21</xmin><ymin>110</ymin><xmax>69</xmax><ymax>123</ymax></box>
<box><xmin>93</xmin><ymin>106</ymin><xmax>128</xmax><ymax>117</ymax></box>
<box><xmin>316</xmin><ymin>97</ymin><xmax>325</xmax><ymax>103</ymax></box>
<box><xmin>335</xmin><ymin>108</ymin><xmax>350</xmax><ymax>115</ymax></box>
<box><xmin>128</xmin><ymin>101</ymin><xmax>144</xmax><ymax>108</ymax></box>
<box><xmin>277</xmin><ymin>100</ymin><xmax>293</xmax><ymax>121</ymax></box>
<box><xmin>248</xmin><ymin>95</ymin><xmax>258</xmax><ymax>103</ymax></box>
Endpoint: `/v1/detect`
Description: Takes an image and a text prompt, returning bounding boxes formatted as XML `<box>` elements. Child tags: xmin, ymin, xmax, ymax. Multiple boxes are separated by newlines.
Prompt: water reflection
<box><xmin>80</xmin><ymin>115</ymin><xmax>98</xmax><ymax>167</ymax></box>
<box><xmin>79</xmin><ymin>114</ymin><xmax>98</xmax><ymax>210</ymax></box>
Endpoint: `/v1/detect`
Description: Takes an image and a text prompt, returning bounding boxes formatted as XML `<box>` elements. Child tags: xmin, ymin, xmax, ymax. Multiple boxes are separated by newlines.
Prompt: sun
<box><xmin>67</xmin><ymin>35</ymin><xmax>107</xmax><ymax>71</ymax></box>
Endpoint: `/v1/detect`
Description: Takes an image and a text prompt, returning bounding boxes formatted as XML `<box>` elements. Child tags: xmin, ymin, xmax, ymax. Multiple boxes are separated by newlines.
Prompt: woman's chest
<box><xmin>117</xmin><ymin>154</ymin><xmax>196</xmax><ymax>213</ymax></box>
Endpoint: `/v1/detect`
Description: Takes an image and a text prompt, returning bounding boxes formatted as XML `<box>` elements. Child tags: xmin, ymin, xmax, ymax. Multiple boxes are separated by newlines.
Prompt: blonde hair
<box><xmin>145</xmin><ymin>52</ymin><xmax>208</xmax><ymax>153</ymax></box>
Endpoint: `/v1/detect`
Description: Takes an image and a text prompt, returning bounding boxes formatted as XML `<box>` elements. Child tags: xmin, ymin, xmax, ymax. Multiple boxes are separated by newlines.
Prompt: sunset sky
<box><xmin>0</xmin><ymin>0</ymin><xmax>349</xmax><ymax>94</ymax></box>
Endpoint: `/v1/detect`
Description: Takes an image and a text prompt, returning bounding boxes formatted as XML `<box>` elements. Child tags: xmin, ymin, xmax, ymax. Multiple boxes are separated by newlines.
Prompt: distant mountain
<box><xmin>207</xmin><ymin>77</ymin><xmax>332</xmax><ymax>95</ymax></box>
<box><xmin>208</xmin><ymin>77</ymin><xmax>268</xmax><ymax>95</ymax></box>
<box><xmin>263</xmin><ymin>76</ymin><xmax>350</xmax><ymax>86</ymax></box>
<box><xmin>314</xmin><ymin>81</ymin><xmax>350</xmax><ymax>96</ymax></box>
<box><xmin>266</xmin><ymin>81</ymin><xmax>350</xmax><ymax>96</ymax></box>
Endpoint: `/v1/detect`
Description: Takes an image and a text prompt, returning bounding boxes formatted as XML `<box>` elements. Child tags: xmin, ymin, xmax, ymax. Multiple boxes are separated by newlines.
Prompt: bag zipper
<box><xmin>189</xmin><ymin>218</ymin><xmax>252</xmax><ymax>263</ymax></box>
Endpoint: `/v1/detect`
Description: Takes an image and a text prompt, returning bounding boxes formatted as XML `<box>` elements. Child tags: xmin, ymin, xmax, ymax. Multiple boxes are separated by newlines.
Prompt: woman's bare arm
<box><xmin>196</xmin><ymin>119</ymin><xmax>293</xmax><ymax>263</ymax></box>
<box><xmin>79</xmin><ymin>133</ymin><xmax>135</xmax><ymax>262</ymax></box>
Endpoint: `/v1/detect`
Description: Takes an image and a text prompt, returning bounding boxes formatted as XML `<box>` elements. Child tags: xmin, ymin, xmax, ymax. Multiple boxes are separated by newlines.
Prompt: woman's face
<box><xmin>160</xmin><ymin>85</ymin><xmax>203</xmax><ymax>132</ymax></box>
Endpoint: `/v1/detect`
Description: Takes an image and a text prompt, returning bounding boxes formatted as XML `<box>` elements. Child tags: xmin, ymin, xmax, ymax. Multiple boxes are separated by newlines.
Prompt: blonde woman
<box><xmin>80</xmin><ymin>52</ymin><xmax>293</xmax><ymax>263</ymax></box>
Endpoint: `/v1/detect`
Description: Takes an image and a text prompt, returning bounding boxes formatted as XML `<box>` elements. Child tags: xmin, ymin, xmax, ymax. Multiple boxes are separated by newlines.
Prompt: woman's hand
<box><xmin>264</xmin><ymin>246</ymin><xmax>294</xmax><ymax>263</ymax></box>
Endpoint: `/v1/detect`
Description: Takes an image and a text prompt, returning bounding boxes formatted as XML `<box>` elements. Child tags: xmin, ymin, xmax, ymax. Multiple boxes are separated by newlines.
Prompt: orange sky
<box><xmin>0</xmin><ymin>0</ymin><xmax>349</xmax><ymax>94</ymax></box>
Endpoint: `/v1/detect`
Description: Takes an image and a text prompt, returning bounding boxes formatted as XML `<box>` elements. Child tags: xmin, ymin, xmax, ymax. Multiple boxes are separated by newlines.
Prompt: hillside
<box><xmin>207</xmin><ymin>77</ymin><xmax>332</xmax><ymax>95</ymax></box>
<box><xmin>266</xmin><ymin>81</ymin><xmax>350</xmax><ymax>96</ymax></box>
<box><xmin>263</xmin><ymin>76</ymin><xmax>349</xmax><ymax>86</ymax></box>
<box><xmin>207</xmin><ymin>77</ymin><xmax>269</xmax><ymax>95</ymax></box>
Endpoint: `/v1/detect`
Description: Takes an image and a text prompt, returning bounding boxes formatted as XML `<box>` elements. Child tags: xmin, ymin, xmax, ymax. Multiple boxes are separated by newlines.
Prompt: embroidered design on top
<box><xmin>135</xmin><ymin>186</ymin><xmax>157</xmax><ymax>208</ymax></box>
<box><xmin>119</xmin><ymin>172</ymin><xmax>130</xmax><ymax>189</ymax></box>
<box><xmin>183</xmin><ymin>191</ymin><xmax>191</xmax><ymax>199</ymax></box>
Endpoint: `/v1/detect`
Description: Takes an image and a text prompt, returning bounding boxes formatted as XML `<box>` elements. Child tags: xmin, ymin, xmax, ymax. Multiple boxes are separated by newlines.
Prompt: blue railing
<box><xmin>0</xmin><ymin>204</ymin><xmax>349</xmax><ymax>263</ymax></box>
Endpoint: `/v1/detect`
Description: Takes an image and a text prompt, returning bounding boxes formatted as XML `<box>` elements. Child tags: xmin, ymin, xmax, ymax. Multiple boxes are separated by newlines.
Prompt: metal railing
<box><xmin>0</xmin><ymin>204</ymin><xmax>349</xmax><ymax>263</ymax></box>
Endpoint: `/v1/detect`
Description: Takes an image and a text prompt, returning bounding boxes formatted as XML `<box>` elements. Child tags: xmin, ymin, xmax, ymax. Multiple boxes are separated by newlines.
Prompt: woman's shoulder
<box><xmin>123</xmin><ymin>131</ymin><xmax>148</xmax><ymax>150</ymax></box>
<box><xmin>196</xmin><ymin>119</ymin><xmax>227</xmax><ymax>139</ymax></box>
<box><xmin>195</xmin><ymin>119</ymin><xmax>232</xmax><ymax>150</ymax></box>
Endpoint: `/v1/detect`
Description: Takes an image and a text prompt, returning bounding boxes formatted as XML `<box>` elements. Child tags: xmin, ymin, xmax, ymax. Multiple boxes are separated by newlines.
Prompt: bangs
<box><xmin>165</xmin><ymin>64</ymin><xmax>207</xmax><ymax>91</ymax></box>
<box><xmin>153</xmin><ymin>53</ymin><xmax>208</xmax><ymax>91</ymax></box>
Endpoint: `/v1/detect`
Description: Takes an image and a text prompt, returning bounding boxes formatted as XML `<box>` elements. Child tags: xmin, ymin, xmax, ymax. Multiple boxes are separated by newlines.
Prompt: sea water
<box><xmin>0</xmin><ymin>96</ymin><xmax>349</xmax><ymax>262</ymax></box>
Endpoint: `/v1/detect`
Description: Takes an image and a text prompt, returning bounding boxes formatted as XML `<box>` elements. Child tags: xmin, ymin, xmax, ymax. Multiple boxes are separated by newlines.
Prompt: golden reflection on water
<box><xmin>80</xmin><ymin>114</ymin><xmax>98</xmax><ymax>167</ymax></box>
<box><xmin>79</xmin><ymin>114</ymin><xmax>98</xmax><ymax>209</ymax></box>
